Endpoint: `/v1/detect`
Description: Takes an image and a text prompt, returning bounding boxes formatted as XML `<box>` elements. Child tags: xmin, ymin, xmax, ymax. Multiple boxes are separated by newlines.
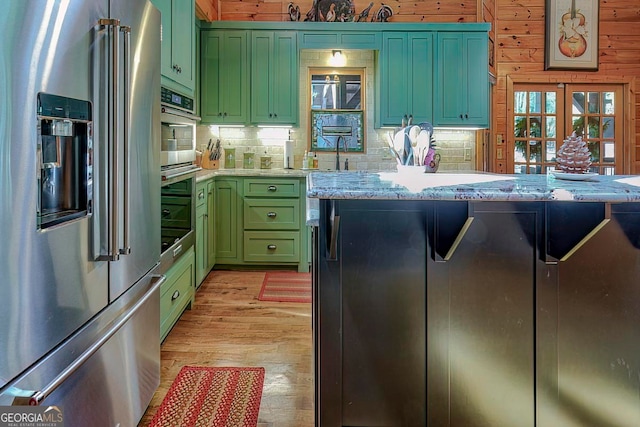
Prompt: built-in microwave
<box><xmin>160</xmin><ymin>87</ymin><xmax>197</xmax><ymax>169</ymax></box>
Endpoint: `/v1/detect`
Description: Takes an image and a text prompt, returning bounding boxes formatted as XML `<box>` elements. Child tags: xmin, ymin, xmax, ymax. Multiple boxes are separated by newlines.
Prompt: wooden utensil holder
<box><xmin>201</xmin><ymin>151</ymin><xmax>219</xmax><ymax>169</ymax></box>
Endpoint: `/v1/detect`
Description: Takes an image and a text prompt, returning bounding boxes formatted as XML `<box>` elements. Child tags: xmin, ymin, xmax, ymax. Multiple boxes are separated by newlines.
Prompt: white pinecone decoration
<box><xmin>556</xmin><ymin>132</ymin><xmax>592</xmax><ymax>173</ymax></box>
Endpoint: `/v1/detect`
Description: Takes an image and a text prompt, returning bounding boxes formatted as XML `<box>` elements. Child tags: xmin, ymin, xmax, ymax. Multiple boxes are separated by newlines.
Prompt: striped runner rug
<box><xmin>258</xmin><ymin>271</ymin><xmax>312</xmax><ymax>303</ymax></box>
<box><xmin>148</xmin><ymin>366</ymin><xmax>265</xmax><ymax>427</ymax></box>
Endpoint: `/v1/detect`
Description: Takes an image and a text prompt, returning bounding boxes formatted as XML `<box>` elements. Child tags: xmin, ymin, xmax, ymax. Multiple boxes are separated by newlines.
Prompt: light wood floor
<box><xmin>138</xmin><ymin>270</ymin><xmax>314</xmax><ymax>427</ymax></box>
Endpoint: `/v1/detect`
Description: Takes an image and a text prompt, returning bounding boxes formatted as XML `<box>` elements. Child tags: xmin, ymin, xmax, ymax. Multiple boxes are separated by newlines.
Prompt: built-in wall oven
<box><xmin>159</xmin><ymin>87</ymin><xmax>200</xmax><ymax>273</ymax></box>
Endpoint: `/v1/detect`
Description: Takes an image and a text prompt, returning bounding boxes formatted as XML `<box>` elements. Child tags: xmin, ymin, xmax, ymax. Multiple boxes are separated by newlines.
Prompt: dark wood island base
<box><xmin>308</xmin><ymin>173</ymin><xmax>640</xmax><ymax>427</ymax></box>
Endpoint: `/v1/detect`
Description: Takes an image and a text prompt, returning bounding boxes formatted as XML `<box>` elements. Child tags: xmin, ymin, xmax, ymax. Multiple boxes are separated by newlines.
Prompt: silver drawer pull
<box><xmin>267</xmin><ymin>244</ymin><xmax>277</xmax><ymax>250</ymax></box>
<box><xmin>267</xmin><ymin>185</ymin><xmax>277</xmax><ymax>192</ymax></box>
<box><xmin>162</xmin><ymin>209</ymin><xmax>171</xmax><ymax>217</ymax></box>
<box><xmin>171</xmin><ymin>290</ymin><xmax>180</xmax><ymax>301</ymax></box>
<box><xmin>198</xmin><ymin>191</ymin><xmax>205</xmax><ymax>199</ymax></box>
<box><xmin>267</xmin><ymin>211</ymin><xmax>277</xmax><ymax>218</ymax></box>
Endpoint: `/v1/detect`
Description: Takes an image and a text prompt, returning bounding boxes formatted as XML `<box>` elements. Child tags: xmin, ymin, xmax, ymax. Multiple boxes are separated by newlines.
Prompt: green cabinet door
<box><xmin>201</xmin><ymin>30</ymin><xmax>249</xmax><ymax>124</ymax></box>
<box><xmin>171</xmin><ymin>0</ymin><xmax>195</xmax><ymax>92</ymax></box>
<box><xmin>377</xmin><ymin>32</ymin><xmax>433</xmax><ymax>127</ymax></box>
<box><xmin>206</xmin><ymin>180</ymin><xmax>216</xmax><ymax>269</ymax></box>
<box><xmin>378</xmin><ymin>33</ymin><xmax>407</xmax><ymax>127</ymax></box>
<box><xmin>153</xmin><ymin>0</ymin><xmax>195</xmax><ymax>95</ymax></box>
<box><xmin>214</xmin><ymin>179</ymin><xmax>240</xmax><ymax>261</ymax></box>
<box><xmin>251</xmin><ymin>31</ymin><xmax>298</xmax><ymax>125</ymax></box>
<box><xmin>434</xmin><ymin>32</ymin><xmax>488</xmax><ymax>127</ymax></box>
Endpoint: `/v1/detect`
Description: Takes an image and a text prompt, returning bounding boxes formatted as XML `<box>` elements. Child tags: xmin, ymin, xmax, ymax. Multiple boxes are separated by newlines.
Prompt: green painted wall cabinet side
<box><xmin>206</xmin><ymin>180</ymin><xmax>216</xmax><ymax>270</ymax></box>
<box><xmin>377</xmin><ymin>32</ymin><xmax>434</xmax><ymax>127</ymax></box>
<box><xmin>200</xmin><ymin>30</ymin><xmax>249</xmax><ymax>124</ymax></box>
<box><xmin>251</xmin><ymin>31</ymin><xmax>298</xmax><ymax>125</ymax></box>
<box><xmin>152</xmin><ymin>0</ymin><xmax>195</xmax><ymax>96</ymax></box>
<box><xmin>195</xmin><ymin>182</ymin><xmax>208</xmax><ymax>286</ymax></box>
<box><xmin>434</xmin><ymin>32</ymin><xmax>489</xmax><ymax>127</ymax></box>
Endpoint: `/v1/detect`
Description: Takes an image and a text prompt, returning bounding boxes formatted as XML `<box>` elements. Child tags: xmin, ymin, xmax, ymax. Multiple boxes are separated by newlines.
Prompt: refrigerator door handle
<box><xmin>96</xmin><ymin>18</ymin><xmax>121</xmax><ymax>261</ymax></box>
<box><xmin>11</xmin><ymin>275</ymin><xmax>166</xmax><ymax>406</ymax></box>
<box><xmin>119</xmin><ymin>25</ymin><xmax>131</xmax><ymax>255</ymax></box>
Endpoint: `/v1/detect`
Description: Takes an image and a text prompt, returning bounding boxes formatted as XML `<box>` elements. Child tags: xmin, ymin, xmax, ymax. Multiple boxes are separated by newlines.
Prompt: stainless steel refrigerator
<box><xmin>0</xmin><ymin>1</ymin><xmax>163</xmax><ymax>425</ymax></box>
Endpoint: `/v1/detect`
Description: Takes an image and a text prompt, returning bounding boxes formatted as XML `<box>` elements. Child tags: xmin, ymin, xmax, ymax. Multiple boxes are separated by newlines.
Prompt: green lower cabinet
<box><xmin>160</xmin><ymin>246</ymin><xmax>195</xmax><ymax>341</ymax></box>
<box><xmin>243</xmin><ymin>231</ymin><xmax>299</xmax><ymax>263</ymax></box>
<box><xmin>196</xmin><ymin>179</ymin><xmax>216</xmax><ymax>287</ymax></box>
<box><xmin>214</xmin><ymin>179</ymin><xmax>241</xmax><ymax>262</ymax></box>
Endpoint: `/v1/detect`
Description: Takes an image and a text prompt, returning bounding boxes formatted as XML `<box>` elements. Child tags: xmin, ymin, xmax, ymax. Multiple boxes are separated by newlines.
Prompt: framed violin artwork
<box><xmin>545</xmin><ymin>0</ymin><xmax>599</xmax><ymax>70</ymax></box>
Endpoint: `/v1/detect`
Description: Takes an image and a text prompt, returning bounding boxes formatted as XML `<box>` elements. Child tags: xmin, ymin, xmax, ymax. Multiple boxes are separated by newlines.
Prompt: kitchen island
<box><xmin>308</xmin><ymin>171</ymin><xmax>640</xmax><ymax>427</ymax></box>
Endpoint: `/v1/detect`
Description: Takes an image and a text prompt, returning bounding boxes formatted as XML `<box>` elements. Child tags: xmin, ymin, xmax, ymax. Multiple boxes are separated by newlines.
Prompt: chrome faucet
<box><xmin>335</xmin><ymin>136</ymin><xmax>348</xmax><ymax>171</ymax></box>
<box><xmin>335</xmin><ymin>136</ymin><xmax>342</xmax><ymax>171</ymax></box>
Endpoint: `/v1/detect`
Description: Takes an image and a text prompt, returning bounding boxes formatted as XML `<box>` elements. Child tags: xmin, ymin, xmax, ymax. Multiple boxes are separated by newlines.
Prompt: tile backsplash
<box><xmin>196</xmin><ymin>49</ymin><xmax>477</xmax><ymax>171</ymax></box>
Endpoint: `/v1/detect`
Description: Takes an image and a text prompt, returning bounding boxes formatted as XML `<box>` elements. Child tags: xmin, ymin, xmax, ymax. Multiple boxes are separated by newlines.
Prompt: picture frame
<box><xmin>545</xmin><ymin>0</ymin><xmax>599</xmax><ymax>70</ymax></box>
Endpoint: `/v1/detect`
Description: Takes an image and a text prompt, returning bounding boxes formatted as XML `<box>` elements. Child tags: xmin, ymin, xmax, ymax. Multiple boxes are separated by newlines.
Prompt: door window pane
<box><xmin>546</xmin><ymin>141</ymin><xmax>556</xmax><ymax>161</ymax></box>
<box><xmin>546</xmin><ymin>117</ymin><xmax>556</xmax><ymax>137</ymax></box>
<box><xmin>515</xmin><ymin>141</ymin><xmax>526</xmax><ymax>162</ymax></box>
<box><xmin>572</xmin><ymin>116</ymin><xmax>585</xmax><ymax>136</ymax></box>
<box><xmin>514</xmin><ymin>117</ymin><xmax>526</xmax><ymax>137</ymax></box>
<box><xmin>515</xmin><ymin>92</ymin><xmax>527</xmax><ymax>114</ymax></box>
<box><xmin>603</xmin><ymin>92</ymin><xmax>615</xmax><ymax>114</ymax></box>
<box><xmin>603</xmin><ymin>142</ymin><xmax>615</xmax><ymax>162</ymax></box>
<box><xmin>587</xmin><ymin>141</ymin><xmax>600</xmax><ymax>162</ymax></box>
<box><xmin>587</xmin><ymin>117</ymin><xmax>600</xmax><ymax>138</ymax></box>
<box><xmin>529</xmin><ymin>117</ymin><xmax>542</xmax><ymax>137</ymax></box>
<box><xmin>603</xmin><ymin>118</ymin><xmax>614</xmax><ymax>138</ymax></box>
<box><xmin>587</xmin><ymin>92</ymin><xmax>600</xmax><ymax>113</ymax></box>
<box><xmin>529</xmin><ymin>140</ymin><xmax>541</xmax><ymax>162</ymax></box>
<box><xmin>529</xmin><ymin>92</ymin><xmax>541</xmax><ymax>113</ymax></box>
<box><xmin>572</xmin><ymin>92</ymin><xmax>585</xmax><ymax>113</ymax></box>
<box><xmin>545</xmin><ymin>92</ymin><xmax>556</xmax><ymax>114</ymax></box>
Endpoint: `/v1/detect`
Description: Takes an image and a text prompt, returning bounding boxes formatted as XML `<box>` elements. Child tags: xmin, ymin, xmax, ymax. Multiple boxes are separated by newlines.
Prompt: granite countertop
<box><xmin>306</xmin><ymin>171</ymin><xmax>640</xmax><ymax>203</ymax></box>
<box><xmin>196</xmin><ymin>168</ymin><xmax>310</xmax><ymax>182</ymax></box>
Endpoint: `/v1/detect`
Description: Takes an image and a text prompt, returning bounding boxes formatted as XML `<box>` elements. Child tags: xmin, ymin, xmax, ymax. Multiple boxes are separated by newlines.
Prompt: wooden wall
<box><xmin>206</xmin><ymin>0</ymin><xmax>640</xmax><ymax>174</ymax></box>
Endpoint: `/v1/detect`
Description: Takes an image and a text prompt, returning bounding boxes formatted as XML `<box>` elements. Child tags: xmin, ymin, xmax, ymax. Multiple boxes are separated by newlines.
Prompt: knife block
<box><xmin>201</xmin><ymin>151</ymin><xmax>219</xmax><ymax>169</ymax></box>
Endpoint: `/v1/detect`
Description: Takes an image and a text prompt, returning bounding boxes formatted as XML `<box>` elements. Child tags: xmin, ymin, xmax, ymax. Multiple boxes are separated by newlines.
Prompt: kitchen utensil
<box><xmin>385</xmin><ymin>132</ymin><xmax>403</xmax><ymax>164</ymax></box>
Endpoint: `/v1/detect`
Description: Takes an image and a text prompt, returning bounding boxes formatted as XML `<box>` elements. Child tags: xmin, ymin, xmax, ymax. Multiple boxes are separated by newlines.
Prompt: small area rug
<box><xmin>149</xmin><ymin>366</ymin><xmax>265</xmax><ymax>427</ymax></box>
<box><xmin>258</xmin><ymin>271</ymin><xmax>312</xmax><ymax>303</ymax></box>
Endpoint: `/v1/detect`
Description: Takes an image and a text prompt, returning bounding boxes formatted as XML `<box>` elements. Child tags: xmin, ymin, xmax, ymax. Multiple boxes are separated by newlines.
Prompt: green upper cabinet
<box><xmin>200</xmin><ymin>30</ymin><xmax>249</xmax><ymax>124</ymax></box>
<box><xmin>250</xmin><ymin>31</ymin><xmax>298</xmax><ymax>125</ymax></box>
<box><xmin>153</xmin><ymin>0</ymin><xmax>195</xmax><ymax>95</ymax></box>
<box><xmin>377</xmin><ymin>32</ymin><xmax>433</xmax><ymax>128</ymax></box>
<box><xmin>434</xmin><ymin>32</ymin><xmax>489</xmax><ymax>128</ymax></box>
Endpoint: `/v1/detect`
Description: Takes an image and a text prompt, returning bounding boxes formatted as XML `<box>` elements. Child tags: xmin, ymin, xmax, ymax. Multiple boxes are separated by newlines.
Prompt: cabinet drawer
<box><xmin>244</xmin><ymin>179</ymin><xmax>299</xmax><ymax>198</ymax></box>
<box><xmin>160</xmin><ymin>248</ymin><xmax>194</xmax><ymax>340</ymax></box>
<box><xmin>243</xmin><ymin>231</ymin><xmax>299</xmax><ymax>262</ymax></box>
<box><xmin>195</xmin><ymin>183</ymin><xmax>207</xmax><ymax>208</ymax></box>
<box><xmin>244</xmin><ymin>199</ymin><xmax>300</xmax><ymax>230</ymax></box>
<box><xmin>161</xmin><ymin>196</ymin><xmax>191</xmax><ymax>229</ymax></box>
<box><xmin>162</xmin><ymin>179</ymin><xmax>192</xmax><ymax>195</ymax></box>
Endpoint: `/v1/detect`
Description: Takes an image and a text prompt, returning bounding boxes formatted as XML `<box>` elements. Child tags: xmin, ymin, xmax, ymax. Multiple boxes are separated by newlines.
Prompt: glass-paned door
<box><xmin>510</xmin><ymin>84</ymin><xmax>624</xmax><ymax>174</ymax></box>
<box><xmin>512</xmin><ymin>85</ymin><xmax>564</xmax><ymax>174</ymax></box>
<box><xmin>567</xmin><ymin>85</ymin><xmax>623</xmax><ymax>175</ymax></box>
